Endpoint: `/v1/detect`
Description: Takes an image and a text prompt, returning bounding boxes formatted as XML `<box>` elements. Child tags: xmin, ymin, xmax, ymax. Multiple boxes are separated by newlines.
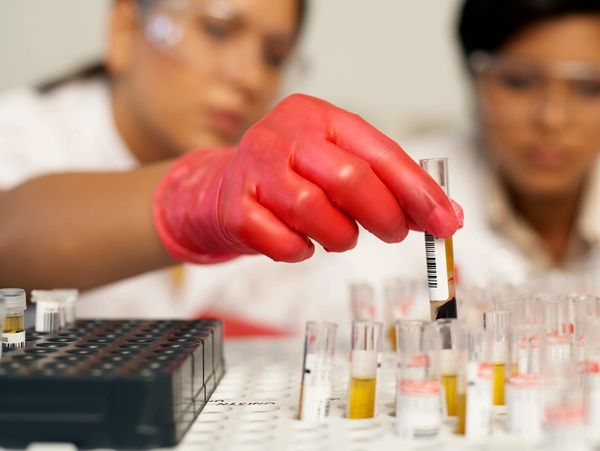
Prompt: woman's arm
<box><xmin>0</xmin><ymin>161</ymin><xmax>176</xmax><ymax>291</ymax></box>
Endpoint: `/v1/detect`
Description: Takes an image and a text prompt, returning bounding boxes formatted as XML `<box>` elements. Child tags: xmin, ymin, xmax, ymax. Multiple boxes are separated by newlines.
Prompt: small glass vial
<box><xmin>0</xmin><ymin>293</ymin><xmax>5</xmax><ymax>358</ymax></box>
<box><xmin>1</xmin><ymin>288</ymin><xmax>26</xmax><ymax>348</ymax></box>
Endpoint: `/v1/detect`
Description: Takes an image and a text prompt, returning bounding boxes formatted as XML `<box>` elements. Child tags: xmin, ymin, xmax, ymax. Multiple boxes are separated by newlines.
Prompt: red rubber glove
<box><xmin>153</xmin><ymin>94</ymin><xmax>463</xmax><ymax>264</ymax></box>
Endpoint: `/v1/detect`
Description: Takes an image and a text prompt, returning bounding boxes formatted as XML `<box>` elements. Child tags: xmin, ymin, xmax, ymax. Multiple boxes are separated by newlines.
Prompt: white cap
<box><xmin>0</xmin><ymin>292</ymin><xmax>5</xmax><ymax>318</ymax></box>
<box><xmin>0</xmin><ymin>288</ymin><xmax>26</xmax><ymax>311</ymax></box>
<box><xmin>31</xmin><ymin>290</ymin><xmax>56</xmax><ymax>304</ymax></box>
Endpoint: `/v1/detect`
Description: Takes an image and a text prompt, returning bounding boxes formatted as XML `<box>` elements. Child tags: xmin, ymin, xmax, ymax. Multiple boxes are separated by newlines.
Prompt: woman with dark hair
<box><xmin>0</xmin><ymin>0</ymin><xmax>459</xmax><ymax>331</ymax></box>
<box><xmin>407</xmin><ymin>0</ymin><xmax>600</xmax><ymax>288</ymax></box>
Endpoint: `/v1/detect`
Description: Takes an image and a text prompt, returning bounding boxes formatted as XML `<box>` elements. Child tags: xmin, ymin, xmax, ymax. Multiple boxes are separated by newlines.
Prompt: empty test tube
<box><xmin>539</xmin><ymin>294</ymin><xmax>572</xmax><ymax>364</ymax></box>
<box><xmin>53</xmin><ymin>289</ymin><xmax>79</xmax><ymax>327</ymax></box>
<box><xmin>384</xmin><ymin>277</ymin><xmax>418</xmax><ymax>351</ymax></box>
<box><xmin>298</xmin><ymin>321</ymin><xmax>337</xmax><ymax>421</ymax></box>
<box><xmin>349</xmin><ymin>283</ymin><xmax>376</xmax><ymax>321</ymax></box>
<box><xmin>456</xmin><ymin>329</ymin><xmax>493</xmax><ymax>438</ymax></box>
<box><xmin>347</xmin><ymin>320</ymin><xmax>382</xmax><ymax>419</ymax></box>
<box><xmin>505</xmin><ymin>325</ymin><xmax>545</xmax><ymax>439</ymax></box>
<box><xmin>1</xmin><ymin>288</ymin><xmax>27</xmax><ymax>348</ymax></box>
<box><xmin>395</xmin><ymin>319</ymin><xmax>441</xmax><ymax>439</ymax></box>
<box><xmin>419</xmin><ymin>158</ymin><xmax>457</xmax><ymax>320</ymax></box>
<box><xmin>31</xmin><ymin>290</ymin><xmax>63</xmax><ymax>333</ymax></box>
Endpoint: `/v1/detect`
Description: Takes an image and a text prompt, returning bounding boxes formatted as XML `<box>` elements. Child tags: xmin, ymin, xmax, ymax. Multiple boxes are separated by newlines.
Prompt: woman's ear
<box><xmin>106</xmin><ymin>0</ymin><xmax>139</xmax><ymax>76</ymax></box>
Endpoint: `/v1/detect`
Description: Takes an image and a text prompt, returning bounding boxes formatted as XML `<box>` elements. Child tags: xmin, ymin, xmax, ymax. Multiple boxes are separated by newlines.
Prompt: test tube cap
<box><xmin>0</xmin><ymin>288</ymin><xmax>26</xmax><ymax>311</ymax></box>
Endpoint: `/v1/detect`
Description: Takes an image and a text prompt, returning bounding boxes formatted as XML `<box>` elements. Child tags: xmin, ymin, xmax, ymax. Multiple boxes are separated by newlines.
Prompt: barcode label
<box><xmin>35</xmin><ymin>303</ymin><xmax>61</xmax><ymax>333</ymax></box>
<box><xmin>424</xmin><ymin>232</ymin><xmax>449</xmax><ymax>301</ymax></box>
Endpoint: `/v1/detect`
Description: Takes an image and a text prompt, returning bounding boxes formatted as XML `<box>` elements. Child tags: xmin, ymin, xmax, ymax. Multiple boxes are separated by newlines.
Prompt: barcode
<box><xmin>425</xmin><ymin>232</ymin><xmax>437</xmax><ymax>288</ymax></box>
<box><xmin>43</xmin><ymin>311</ymin><xmax>59</xmax><ymax>333</ymax></box>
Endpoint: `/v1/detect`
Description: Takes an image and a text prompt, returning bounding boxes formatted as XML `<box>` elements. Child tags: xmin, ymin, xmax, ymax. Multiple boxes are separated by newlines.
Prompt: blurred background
<box><xmin>0</xmin><ymin>0</ymin><xmax>470</xmax><ymax>140</ymax></box>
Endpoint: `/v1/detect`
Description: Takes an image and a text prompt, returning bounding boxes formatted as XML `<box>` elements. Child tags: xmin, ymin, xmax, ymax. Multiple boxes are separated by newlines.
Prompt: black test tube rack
<box><xmin>0</xmin><ymin>319</ymin><xmax>224</xmax><ymax>449</ymax></box>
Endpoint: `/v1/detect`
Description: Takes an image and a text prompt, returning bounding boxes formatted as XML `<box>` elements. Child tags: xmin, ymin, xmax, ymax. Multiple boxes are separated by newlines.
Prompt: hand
<box><xmin>153</xmin><ymin>94</ymin><xmax>463</xmax><ymax>263</ymax></box>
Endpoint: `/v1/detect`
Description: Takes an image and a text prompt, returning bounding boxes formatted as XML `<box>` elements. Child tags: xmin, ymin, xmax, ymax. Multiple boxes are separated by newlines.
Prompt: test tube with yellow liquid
<box><xmin>419</xmin><ymin>158</ymin><xmax>457</xmax><ymax>321</ymax></box>
<box><xmin>347</xmin><ymin>320</ymin><xmax>382</xmax><ymax>419</ymax></box>
<box><xmin>484</xmin><ymin>310</ymin><xmax>511</xmax><ymax>406</ymax></box>
<box><xmin>1</xmin><ymin>288</ymin><xmax>27</xmax><ymax>348</ymax></box>
<box><xmin>435</xmin><ymin>318</ymin><xmax>461</xmax><ymax>416</ymax></box>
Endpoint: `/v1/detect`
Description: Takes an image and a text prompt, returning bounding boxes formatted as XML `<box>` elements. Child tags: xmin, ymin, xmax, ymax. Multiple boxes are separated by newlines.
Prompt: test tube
<box><xmin>419</xmin><ymin>158</ymin><xmax>457</xmax><ymax>320</ymax></box>
<box><xmin>347</xmin><ymin>320</ymin><xmax>382</xmax><ymax>419</ymax></box>
<box><xmin>572</xmin><ymin>294</ymin><xmax>598</xmax><ymax>361</ymax></box>
<box><xmin>298</xmin><ymin>321</ymin><xmax>337</xmax><ymax>421</ymax></box>
<box><xmin>395</xmin><ymin>319</ymin><xmax>441</xmax><ymax>439</ymax></box>
<box><xmin>53</xmin><ymin>289</ymin><xmax>79</xmax><ymax>327</ymax></box>
<box><xmin>456</xmin><ymin>329</ymin><xmax>493</xmax><ymax>438</ymax></box>
<box><xmin>384</xmin><ymin>277</ymin><xmax>418</xmax><ymax>350</ymax></box>
<box><xmin>1</xmin><ymin>288</ymin><xmax>27</xmax><ymax>348</ymax></box>
<box><xmin>0</xmin><ymin>293</ymin><xmax>5</xmax><ymax>359</ymax></box>
<box><xmin>583</xmin><ymin>317</ymin><xmax>600</xmax><ymax>446</ymax></box>
<box><xmin>505</xmin><ymin>325</ymin><xmax>545</xmax><ymax>439</ymax></box>
<box><xmin>539</xmin><ymin>294</ymin><xmax>572</xmax><ymax>364</ymax></box>
<box><xmin>349</xmin><ymin>283</ymin><xmax>376</xmax><ymax>321</ymax></box>
<box><xmin>434</xmin><ymin>318</ymin><xmax>461</xmax><ymax>416</ymax></box>
<box><xmin>31</xmin><ymin>290</ymin><xmax>62</xmax><ymax>333</ymax></box>
<box><xmin>483</xmin><ymin>310</ymin><xmax>510</xmax><ymax>406</ymax></box>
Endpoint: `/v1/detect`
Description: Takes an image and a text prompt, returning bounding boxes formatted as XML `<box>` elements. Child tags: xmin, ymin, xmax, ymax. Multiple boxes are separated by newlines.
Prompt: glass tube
<box><xmin>298</xmin><ymin>321</ymin><xmax>337</xmax><ymax>421</ymax></box>
<box><xmin>483</xmin><ymin>310</ymin><xmax>511</xmax><ymax>406</ymax></box>
<box><xmin>347</xmin><ymin>320</ymin><xmax>382</xmax><ymax>419</ymax></box>
<box><xmin>456</xmin><ymin>329</ymin><xmax>493</xmax><ymax>438</ymax></box>
<box><xmin>583</xmin><ymin>317</ymin><xmax>600</xmax><ymax>446</ymax></box>
<box><xmin>539</xmin><ymin>295</ymin><xmax>572</xmax><ymax>364</ymax></box>
<box><xmin>349</xmin><ymin>283</ymin><xmax>376</xmax><ymax>321</ymax></box>
<box><xmin>0</xmin><ymin>288</ymin><xmax>26</xmax><ymax>348</ymax></box>
<box><xmin>505</xmin><ymin>324</ymin><xmax>545</xmax><ymax>439</ymax></box>
<box><xmin>384</xmin><ymin>277</ymin><xmax>418</xmax><ymax>351</ymax></box>
<box><xmin>419</xmin><ymin>158</ymin><xmax>457</xmax><ymax>321</ymax></box>
<box><xmin>572</xmin><ymin>294</ymin><xmax>598</xmax><ymax>361</ymax></box>
<box><xmin>53</xmin><ymin>289</ymin><xmax>79</xmax><ymax>327</ymax></box>
<box><xmin>434</xmin><ymin>318</ymin><xmax>461</xmax><ymax>416</ymax></box>
<box><xmin>395</xmin><ymin>319</ymin><xmax>441</xmax><ymax>439</ymax></box>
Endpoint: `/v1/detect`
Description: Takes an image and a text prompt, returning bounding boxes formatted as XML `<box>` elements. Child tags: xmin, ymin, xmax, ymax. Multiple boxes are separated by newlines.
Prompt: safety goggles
<box><xmin>141</xmin><ymin>0</ymin><xmax>301</xmax><ymax>78</ymax></box>
<box><xmin>469</xmin><ymin>51</ymin><xmax>600</xmax><ymax>126</ymax></box>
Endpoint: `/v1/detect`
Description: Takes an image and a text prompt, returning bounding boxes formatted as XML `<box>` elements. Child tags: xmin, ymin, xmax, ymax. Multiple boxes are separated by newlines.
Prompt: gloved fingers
<box><xmin>404</xmin><ymin>199</ymin><xmax>464</xmax><ymax>232</ymax></box>
<box><xmin>222</xmin><ymin>200</ymin><xmax>316</xmax><ymax>262</ymax></box>
<box><xmin>292</xmin><ymin>139</ymin><xmax>409</xmax><ymax>243</ymax></box>
<box><xmin>257</xmin><ymin>171</ymin><xmax>359</xmax><ymax>252</ymax></box>
<box><xmin>327</xmin><ymin>109</ymin><xmax>461</xmax><ymax>239</ymax></box>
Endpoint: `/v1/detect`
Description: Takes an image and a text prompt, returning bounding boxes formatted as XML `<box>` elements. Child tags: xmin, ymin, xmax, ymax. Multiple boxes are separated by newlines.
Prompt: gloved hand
<box><xmin>153</xmin><ymin>94</ymin><xmax>463</xmax><ymax>264</ymax></box>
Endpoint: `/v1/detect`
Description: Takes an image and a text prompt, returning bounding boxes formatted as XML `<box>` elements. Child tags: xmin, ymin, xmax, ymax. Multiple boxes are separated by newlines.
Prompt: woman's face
<box><xmin>474</xmin><ymin>15</ymin><xmax>600</xmax><ymax>200</ymax></box>
<box><xmin>115</xmin><ymin>0</ymin><xmax>299</xmax><ymax>155</ymax></box>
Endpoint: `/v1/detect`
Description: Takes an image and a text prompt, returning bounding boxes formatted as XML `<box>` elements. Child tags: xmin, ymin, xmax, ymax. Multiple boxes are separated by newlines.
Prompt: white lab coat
<box><xmin>2</xmin><ymin>78</ymin><xmax>599</xmax><ymax>335</ymax></box>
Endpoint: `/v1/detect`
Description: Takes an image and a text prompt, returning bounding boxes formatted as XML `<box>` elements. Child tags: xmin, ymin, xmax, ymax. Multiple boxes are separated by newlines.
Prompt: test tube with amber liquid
<box><xmin>435</xmin><ymin>318</ymin><xmax>461</xmax><ymax>416</ymax></box>
<box><xmin>347</xmin><ymin>320</ymin><xmax>382</xmax><ymax>419</ymax></box>
<box><xmin>1</xmin><ymin>288</ymin><xmax>26</xmax><ymax>348</ymax></box>
<box><xmin>419</xmin><ymin>158</ymin><xmax>457</xmax><ymax>320</ymax></box>
<box><xmin>484</xmin><ymin>310</ymin><xmax>511</xmax><ymax>406</ymax></box>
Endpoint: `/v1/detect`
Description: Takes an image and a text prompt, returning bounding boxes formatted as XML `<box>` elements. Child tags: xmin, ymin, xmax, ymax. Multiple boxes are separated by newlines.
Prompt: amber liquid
<box><xmin>429</xmin><ymin>237</ymin><xmax>457</xmax><ymax>320</ymax></box>
<box><xmin>455</xmin><ymin>391</ymin><xmax>466</xmax><ymax>435</ymax></box>
<box><xmin>388</xmin><ymin>325</ymin><xmax>396</xmax><ymax>351</ymax></box>
<box><xmin>3</xmin><ymin>314</ymin><xmax>25</xmax><ymax>348</ymax></box>
<box><xmin>492</xmin><ymin>363</ymin><xmax>506</xmax><ymax>406</ymax></box>
<box><xmin>348</xmin><ymin>377</ymin><xmax>377</xmax><ymax>419</ymax></box>
<box><xmin>441</xmin><ymin>373</ymin><xmax>458</xmax><ymax>416</ymax></box>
